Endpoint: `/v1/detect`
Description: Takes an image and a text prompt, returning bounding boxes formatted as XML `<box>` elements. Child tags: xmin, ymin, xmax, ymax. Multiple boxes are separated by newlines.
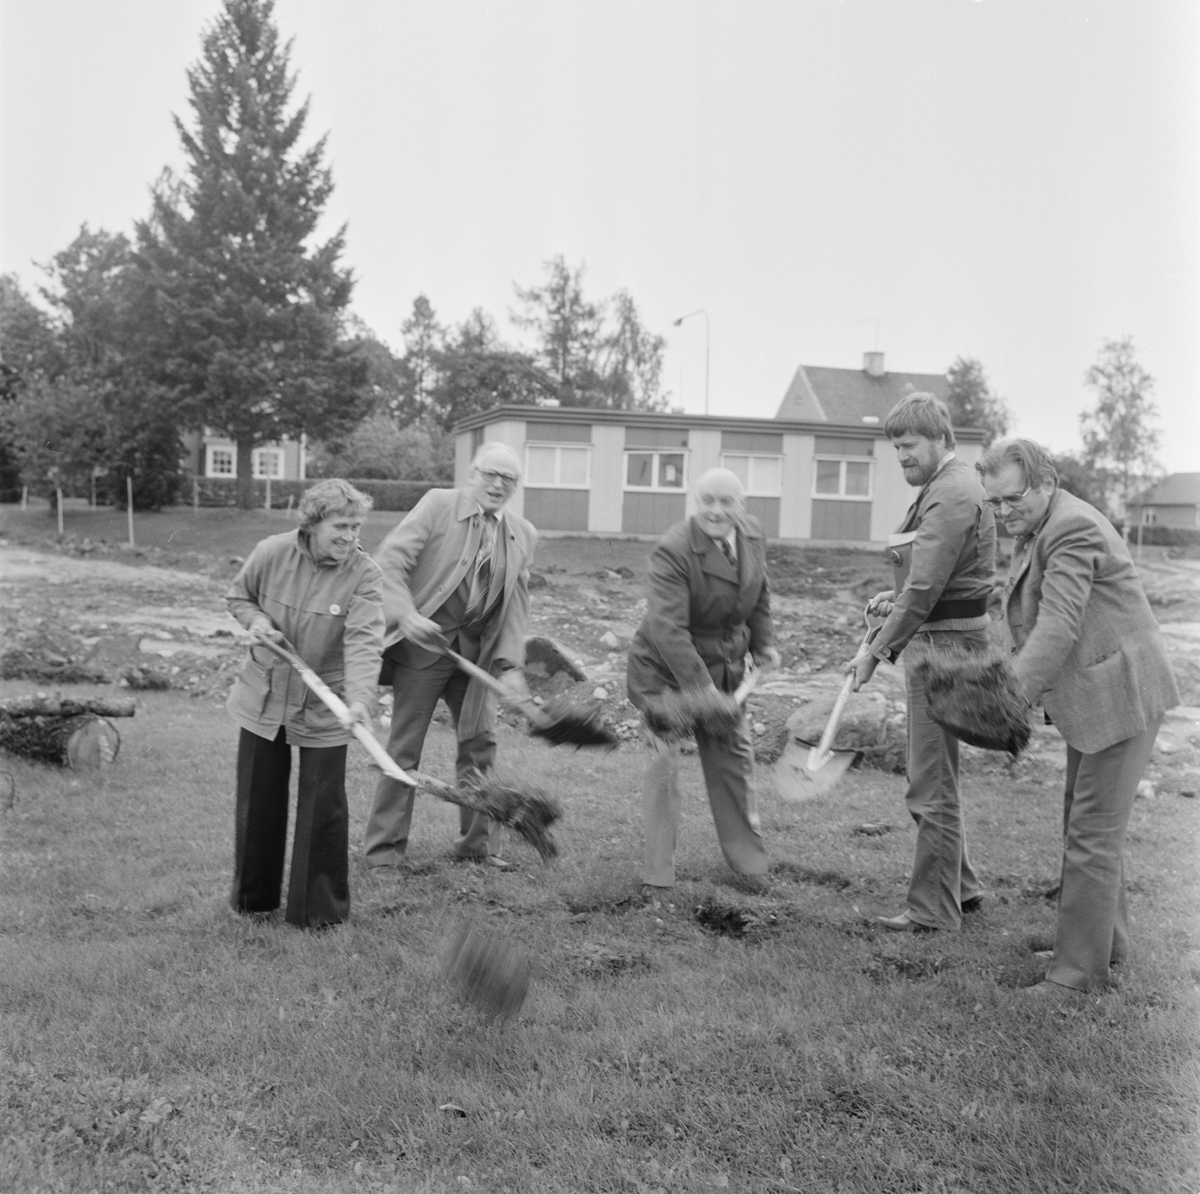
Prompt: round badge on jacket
<box><xmin>329</xmin><ymin>603</ymin><xmax>342</xmax><ymax>615</ymax></box>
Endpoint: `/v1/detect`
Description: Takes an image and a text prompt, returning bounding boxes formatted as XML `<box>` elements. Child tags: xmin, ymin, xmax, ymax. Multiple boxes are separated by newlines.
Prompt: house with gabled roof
<box><xmin>1128</xmin><ymin>473</ymin><xmax>1200</xmax><ymax>529</ymax></box>
<box><xmin>451</xmin><ymin>351</ymin><xmax>983</xmax><ymax>545</ymax></box>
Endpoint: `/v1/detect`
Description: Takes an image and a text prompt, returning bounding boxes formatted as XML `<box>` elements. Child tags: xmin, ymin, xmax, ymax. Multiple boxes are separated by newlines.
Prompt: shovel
<box><xmin>255</xmin><ymin>637</ymin><xmax>562</xmax><ymax>858</ymax></box>
<box><xmin>424</xmin><ymin>633</ymin><xmax>616</xmax><ymax>749</ymax></box>
<box><xmin>772</xmin><ymin>611</ymin><xmax>881</xmax><ymax>803</ymax></box>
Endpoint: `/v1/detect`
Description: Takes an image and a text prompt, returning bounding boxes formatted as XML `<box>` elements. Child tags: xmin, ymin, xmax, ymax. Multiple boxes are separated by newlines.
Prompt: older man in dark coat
<box><xmin>627</xmin><ymin>467</ymin><xmax>780</xmax><ymax>903</ymax></box>
<box><xmin>979</xmin><ymin>438</ymin><xmax>1179</xmax><ymax>995</ymax></box>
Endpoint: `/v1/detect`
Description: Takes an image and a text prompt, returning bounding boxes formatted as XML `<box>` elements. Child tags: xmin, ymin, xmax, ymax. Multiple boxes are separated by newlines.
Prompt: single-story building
<box><xmin>452</xmin><ymin>354</ymin><xmax>984</xmax><ymax>545</ymax></box>
<box><xmin>1127</xmin><ymin>473</ymin><xmax>1200</xmax><ymax>528</ymax></box>
<box><xmin>182</xmin><ymin>431</ymin><xmax>307</xmax><ymax>480</ymax></box>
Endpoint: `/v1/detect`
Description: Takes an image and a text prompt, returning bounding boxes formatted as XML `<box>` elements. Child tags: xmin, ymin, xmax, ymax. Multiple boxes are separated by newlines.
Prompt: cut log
<box><xmin>0</xmin><ymin>713</ymin><xmax>122</xmax><ymax>768</ymax></box>
<box><xmin>0</xmin><ymin>695</ymin><xmax>136</xmax><ymax>719</ymax></box>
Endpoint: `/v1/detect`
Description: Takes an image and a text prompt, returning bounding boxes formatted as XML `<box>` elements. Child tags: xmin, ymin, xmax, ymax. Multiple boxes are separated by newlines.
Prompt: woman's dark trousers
<box><xmin>231</xmin><ymin>727</ymin><xmax>350</xmax><ymax>927</ymax></box>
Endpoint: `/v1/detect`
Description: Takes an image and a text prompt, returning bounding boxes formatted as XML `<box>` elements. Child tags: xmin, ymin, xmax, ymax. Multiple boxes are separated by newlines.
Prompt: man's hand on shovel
<box><xmin>846</xmin><ymin>650</ymin><xmax>879</xmax><ymax>693</ymax></box>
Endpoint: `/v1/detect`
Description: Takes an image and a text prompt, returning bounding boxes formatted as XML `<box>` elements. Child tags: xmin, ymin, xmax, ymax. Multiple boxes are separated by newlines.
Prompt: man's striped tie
<box><xmin>466</xmin><ymin>514</ymin><xmax>497</xmax><ymax>620</ymax></box>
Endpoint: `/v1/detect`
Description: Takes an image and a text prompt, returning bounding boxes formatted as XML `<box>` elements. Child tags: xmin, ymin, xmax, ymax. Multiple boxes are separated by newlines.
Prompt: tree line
<box><xmin>0</xmin><ymin>0</ymin><xmax>1161</xmax><ymax>521</ymax></box>
<box><xmin>0</xmin><ymin>0</ymin><xmax>667</xmax><ymax>511</ymax></box>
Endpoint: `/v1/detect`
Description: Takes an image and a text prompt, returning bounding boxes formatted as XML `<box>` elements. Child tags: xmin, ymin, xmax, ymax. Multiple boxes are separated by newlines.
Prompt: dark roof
<box><xmin>452</xmin><ymin>403</ymin><xmax>986</xmax><ymax>441</ymax></box>
<box><xmin>774</xmin><ymin>364</ymin><xmax>951</xmax><ymax>425</ymax></box>
<box><xmin>1131</xmin><ymin>472</ymin><xmax>1200</xmax><ymax>507</ymax></box>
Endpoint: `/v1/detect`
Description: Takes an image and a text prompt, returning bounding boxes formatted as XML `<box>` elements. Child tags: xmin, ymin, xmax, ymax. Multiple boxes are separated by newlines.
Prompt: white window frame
<box><xmin>812</xmin><ymin>456</ymin><xmax>873</xmax><ymax>501</ymax></box>
<box><xmin>206</xmin><ymin>445</ymin><xmax>236</xmax><ymax>477</ymax></box>
<box><xmin>1141</xmin><ymin>508</ymin><xmax>1156</xmax><ymax>526</ymax></box>
<box><xmin>253</xmin><ymin>447</ymin><xmax>285</xmax><ymax>479</ymax></box>
<box><xmin>623</xmin><ymin>449</ymin><xmax>688</xmax><ymax>493</ymax></box>
<box><xmin>524</xmin><ymin>442</ymin><xmax>592</xmax><ymax>489</ymax></box>
<box><xmin>720</xmin><ymin>452</ymin><xmax>783</xmax><ymax>497</ymax></box>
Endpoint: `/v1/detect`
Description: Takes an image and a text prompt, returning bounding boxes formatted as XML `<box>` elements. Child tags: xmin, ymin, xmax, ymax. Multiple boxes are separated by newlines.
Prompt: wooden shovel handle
<box><xmin>256</xmin><ymin>636</ymin><xmax>414</xmax><ymax>783</ymax></box>
<box><xmin>808</xmin><ymin>610</ymin><xmax>883</xmax><ymax>769</ymax></box>
<box><xmin>440</xmin><ymin>647</ymin><xmax>551</xmax><ymax>728</ymax></box>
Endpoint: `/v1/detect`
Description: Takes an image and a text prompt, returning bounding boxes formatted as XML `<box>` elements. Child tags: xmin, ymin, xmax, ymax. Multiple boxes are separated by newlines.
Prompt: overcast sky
<box><xmin>2</xmin><ymin>0</ymin><xmax>1197</xmax><ymax>471</ymax></box>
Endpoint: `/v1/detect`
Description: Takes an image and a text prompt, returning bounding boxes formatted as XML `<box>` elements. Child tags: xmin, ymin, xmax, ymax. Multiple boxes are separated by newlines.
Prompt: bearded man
<box><xmin>847</xmin><ymin>393</ymin><xmax>997</xmax><ymax>931</ymax></box>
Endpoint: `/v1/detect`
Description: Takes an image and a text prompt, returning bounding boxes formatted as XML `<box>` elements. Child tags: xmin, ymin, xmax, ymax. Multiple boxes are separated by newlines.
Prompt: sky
<box><xmin>2</xmin><ymin>0</ymin><xmax>1197</xmax><ymax>472</ymax></box>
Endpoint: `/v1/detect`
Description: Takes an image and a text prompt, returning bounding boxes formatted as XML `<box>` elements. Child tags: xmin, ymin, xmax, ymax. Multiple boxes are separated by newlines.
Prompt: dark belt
<box><xmin>927</xmin><ymin>597</ymin><xmax>988</xmax><ymax>621</ymax></box>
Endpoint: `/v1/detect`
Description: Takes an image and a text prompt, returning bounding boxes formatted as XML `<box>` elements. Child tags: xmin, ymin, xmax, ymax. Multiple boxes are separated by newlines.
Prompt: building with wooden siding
<box><xmin>452</xmin><ymin>354</ymin><xmax>985</xmax><ymax>544</ymax></box>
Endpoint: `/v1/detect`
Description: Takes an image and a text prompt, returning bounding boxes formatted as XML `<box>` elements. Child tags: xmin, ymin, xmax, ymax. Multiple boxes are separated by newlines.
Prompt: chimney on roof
<box><xmin>863</xmin><ymin>351</ymin><xmax>885</xmax><ymax>378</ymax></box>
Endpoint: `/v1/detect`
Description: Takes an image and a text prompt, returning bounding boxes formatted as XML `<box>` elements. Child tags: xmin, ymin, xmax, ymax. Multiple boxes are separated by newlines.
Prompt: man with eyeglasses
<box><xmin>977</xmin><ymin>438</ymin><xmax>1178</xmax><ymax>996</ymax></box>
<box><xmin>846</xmin><ymin>392</ymin><xmax>997</xmax><ymax>932</ymax></box>
<box><xmin>364</xmin><ymin>442</ymin><xmax>537</xmax><ymax>874</ymax></box>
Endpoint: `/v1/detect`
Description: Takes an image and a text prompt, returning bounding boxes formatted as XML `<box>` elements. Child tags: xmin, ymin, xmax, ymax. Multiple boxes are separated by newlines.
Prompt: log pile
<box><xmin>0</xmin><ymin>695</ymin><xmax>135</xmax><ymax>768</ymax></box>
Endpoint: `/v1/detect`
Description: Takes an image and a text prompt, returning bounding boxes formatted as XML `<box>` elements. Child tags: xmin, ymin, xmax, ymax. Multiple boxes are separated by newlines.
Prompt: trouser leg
<box><xmin>696</xmin><ymin>718</ymin><xmax>769</xmax><ymax>878</ymax></box>
<box><xmin>363</xmin><ymin>661</ymin><xmax>449</xmax><ymax>868</ymax></box>
<box><xmin>441</xmin><ymin>667</ymin><xmax>500</xmax><ymax>857</ymax></box>
<box><xmin>903</xmin><ymin>650</ymin><xmax>977</xmax><ymax>930</ymax></box>
<box><xmin>642</xmin><ymin>730</ymin><xmax>682</xmax><ymax>887</ymax></box>
<box><xmin>1047</xmin><ymin>719</ymin><xmax>1160</xmax><ymax>991</ymax></box>
<box><xmin>231</xmin><ymin>728</ymin><xmax>291</xmax><ymax>914</ymax></box>
<box><xmin>286</xmin><ymin>744</ymin><xmax>350</xmax><ymax>928</ymax></box>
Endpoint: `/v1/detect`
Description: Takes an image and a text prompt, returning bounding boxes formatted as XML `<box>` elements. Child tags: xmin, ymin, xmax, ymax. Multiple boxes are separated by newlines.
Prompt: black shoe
<box><xmin>961</xmin><ymin>895</ymin><xmax>985</xmax><ymax>914</ymax></box>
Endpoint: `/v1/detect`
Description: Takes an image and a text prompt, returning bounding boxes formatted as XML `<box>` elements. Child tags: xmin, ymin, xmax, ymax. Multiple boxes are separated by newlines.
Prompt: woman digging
<box><xmin>225</xmin><ymin>479</ymin><xmax>383</xmax><ymax>929</ymax></box>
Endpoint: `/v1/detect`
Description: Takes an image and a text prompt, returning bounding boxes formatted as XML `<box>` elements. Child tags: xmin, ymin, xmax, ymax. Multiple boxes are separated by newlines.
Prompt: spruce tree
<box><xmin>137</xmin><ymin>0</ymin><xmax>367</xmax><ymax>507</ymax></box>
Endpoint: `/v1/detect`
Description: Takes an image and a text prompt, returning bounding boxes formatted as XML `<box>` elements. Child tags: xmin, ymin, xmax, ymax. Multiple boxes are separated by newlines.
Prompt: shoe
<box><xmin>454</xmin><ymin>854</ymin><xmax>513</xmax><ymax>871</ymax></box>
<box><xmin>641</xmin><ymin>884</ymin><xmax>675</xmax><ymax>912</ymax></box>
<box><xmin>366</xmin><ymin>863</ymin><xmax>404</xmax><ymax>880</ymax></box>
<box><xmin>877</xmin><ymin>910</ymin><xmax>937</xmax><ymax>932</ymax></box>
<box><xmin>961</xmin><ymin>895</ymin><xmax>985</xmax><ymax>914</ymax></box>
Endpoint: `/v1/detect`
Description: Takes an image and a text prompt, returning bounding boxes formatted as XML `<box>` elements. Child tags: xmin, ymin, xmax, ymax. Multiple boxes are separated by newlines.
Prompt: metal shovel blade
<box><xmin>770</xmin><ymin>737</ymin><xmax>860</xmax><ymax>803</ymax></box>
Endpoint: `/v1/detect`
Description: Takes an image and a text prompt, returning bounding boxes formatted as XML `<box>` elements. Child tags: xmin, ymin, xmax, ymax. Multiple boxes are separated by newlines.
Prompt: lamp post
<box><xmin>673</xmin><ymin>308</ymin><xmax>710</xmax><ymax>416</ymax></box>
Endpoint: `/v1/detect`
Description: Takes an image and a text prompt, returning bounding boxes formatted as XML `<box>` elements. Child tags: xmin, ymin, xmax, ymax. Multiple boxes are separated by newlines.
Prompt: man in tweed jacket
<box><xmin>978</xmin><ymin>438</ymin><xmax>1179</xmax><ymax>995</ymax></box>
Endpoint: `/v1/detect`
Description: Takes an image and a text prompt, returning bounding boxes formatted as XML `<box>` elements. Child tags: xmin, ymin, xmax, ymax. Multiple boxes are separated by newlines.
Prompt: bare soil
<box><xmin>2</xmin><ymin>509</ymin><xmax>1198</xmax><ymax>788</ymax></box>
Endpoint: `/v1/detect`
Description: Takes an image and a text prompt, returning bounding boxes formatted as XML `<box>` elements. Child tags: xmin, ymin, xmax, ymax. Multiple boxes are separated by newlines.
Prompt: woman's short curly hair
<box><xmin>297</xmin><ymin>478</ymin><xmax>374</xmax><ymax>528</ymax></box>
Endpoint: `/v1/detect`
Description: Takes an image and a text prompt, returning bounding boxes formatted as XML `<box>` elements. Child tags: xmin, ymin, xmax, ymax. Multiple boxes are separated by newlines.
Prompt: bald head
<box><xmin>467</xmin><ymin>442</ymin><xmax>522</xmax><ymax>514</ymax></box>
<box><xmin>693</xmin><ymin>467</ymin><xmax>746</xmax><ymax>540</ymax></box>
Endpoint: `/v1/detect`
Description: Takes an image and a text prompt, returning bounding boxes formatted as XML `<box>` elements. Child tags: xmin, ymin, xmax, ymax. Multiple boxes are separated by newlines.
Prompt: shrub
<box><xmin>1127</xmin><ymin>524</ymin><xmax>1200</xmax><ymax>548</ymax></box>
<box><xmin>185</xmin><ymin>476</ymin><xmax>441</xmax><ymax>511</ymax></box>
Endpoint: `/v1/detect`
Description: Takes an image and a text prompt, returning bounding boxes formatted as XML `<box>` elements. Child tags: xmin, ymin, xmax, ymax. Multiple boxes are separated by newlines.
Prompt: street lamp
<box><xmin>673</xmin><ymin>308</ymin><xmax>710</xmax><ymax>416</ymax></box>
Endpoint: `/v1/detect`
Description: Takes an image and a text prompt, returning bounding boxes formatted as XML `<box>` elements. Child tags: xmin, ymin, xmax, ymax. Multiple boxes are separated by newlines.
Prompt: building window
<box><xmin>721</xmin><ymin>453</ymin><xmax>782</xmax><ymax>497</ymax></box>
<box><xmin>813</xmin><ymin>457</ymin><xmax>872</xmax><ymax>500</ymax></box>
<box><xmin>253</xmin><ymin>448</ymin><xmax>284</xmax><ymax>479</ymax></box>
<box><xmin>625</xmin><ymin>451</ymin><xmax>686</xmax><ymax>491</ymax></box>
<box><xmin>207</xmin><ymin>446</ymin><xmax>235</xmax><ymax>477</ymax></box>
<box><xmin>1142</xmin><ymin>508</ymin><xmax>1157</xmax><ymax>526</ymax></box>
<box><xmin>525</xmin><ymin>444</ymin><xmax>591</xmax><ymax>488</ymax></box>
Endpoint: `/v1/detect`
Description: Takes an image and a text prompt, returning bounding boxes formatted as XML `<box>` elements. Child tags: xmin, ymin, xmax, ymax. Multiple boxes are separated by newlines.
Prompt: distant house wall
<box><xmin>194</xmin><ymin>432</ymin><xmax>305</xmax><ymax>481</ymax></box>
<box><xmin>450</xmin><ymin>407</ymin><xmax>987</xmax><ymax>545</ymax></box>
<box><xmin>1141</xmin><ymin>505</ymin><xmax>1198</xmax><ymax>529</ymax></box>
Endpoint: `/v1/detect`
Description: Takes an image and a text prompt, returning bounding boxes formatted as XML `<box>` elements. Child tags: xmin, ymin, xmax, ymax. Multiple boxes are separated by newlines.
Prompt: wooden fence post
<box><xmin>193</xmin><ymin>475</ymin><xmax>200</xmax><ymax>515</ymax></box>
<box><xmin>56</xmin><ymin>487</ymin><xmax>64</xmax><ymax>535</ymax></box>
<box><xmin>265</xmin><ymin>473</ymin><xmax>272</xmax><ymax>510</ymax></box>
<box><xmin>126</xmin><ymin>476</ymin><xmax>135</xmax><ymax>547</ymax></box>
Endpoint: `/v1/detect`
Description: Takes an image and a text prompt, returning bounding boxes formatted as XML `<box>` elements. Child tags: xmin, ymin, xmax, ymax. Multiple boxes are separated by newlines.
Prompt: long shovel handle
<box><xmin>256</xmin><ymin>637</ymin><xmax>414</xmax><ymax>784</ymax></box>
<box><xmin>807</xmin><ymin>610</ymin><xmax>882</xmax><ymax>770</ymax></box>
<box><xmin>439</xmin><ymin>646</ymin><xmax>552</xmax><ymax>729</ymax></box>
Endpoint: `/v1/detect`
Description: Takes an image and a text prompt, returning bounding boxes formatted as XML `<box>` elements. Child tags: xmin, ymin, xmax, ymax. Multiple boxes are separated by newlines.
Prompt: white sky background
<box><xmin>2</xmin><ymin>0</ymin><xmax>1197</xmax><ymax>472</ymax></box>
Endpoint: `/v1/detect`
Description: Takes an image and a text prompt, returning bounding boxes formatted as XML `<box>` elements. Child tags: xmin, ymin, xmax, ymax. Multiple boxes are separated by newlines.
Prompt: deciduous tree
<box><xmin>512</xmin><ymin>256</ymin><xmax>666</xmax><ymax>410</ymax></box>
<box><xmin>136</xmin><ymin>0</ymin><xmax>369</xmax><ymax>507</ymax></box>
<box><xmin>944</xmin><ymin>356</ymin><xmax>1009</xmax><ymax>447</ymax></box>
<box><xmin>1080</xmin><ymin>335</ymin><xmax>1160</xmax><ymax>520</ymax></box>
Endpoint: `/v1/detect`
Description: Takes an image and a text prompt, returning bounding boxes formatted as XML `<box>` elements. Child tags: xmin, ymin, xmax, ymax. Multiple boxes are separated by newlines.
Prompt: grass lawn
<box><xmin>2</xmin><ymin>680</ymin><xmax>1198</xmax><ymax>1193</ymax></box>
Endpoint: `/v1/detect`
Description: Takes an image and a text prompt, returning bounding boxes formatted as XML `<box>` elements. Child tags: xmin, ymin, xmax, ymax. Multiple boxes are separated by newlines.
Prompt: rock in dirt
<box><xmin>524</xmin><ymin>635</ymin><xmax>587</xmax><ymax>683</ymax></box>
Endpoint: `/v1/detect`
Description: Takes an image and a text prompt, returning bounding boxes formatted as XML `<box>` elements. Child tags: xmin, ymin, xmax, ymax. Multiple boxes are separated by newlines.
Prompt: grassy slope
<box><xmin>2</xmin><ymin>681</ymin><xmax>1198</xmax><ymax>1193</ymax></box>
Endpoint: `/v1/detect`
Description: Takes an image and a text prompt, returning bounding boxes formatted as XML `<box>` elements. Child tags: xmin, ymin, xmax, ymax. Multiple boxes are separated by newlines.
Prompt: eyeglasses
<box><xmin>984</xmin><ymin>485</ymin><xmax>1032</xmax><ymax>511</ymax></box>
<box><xmin>477</xmin><ymin>468</ymin><xmax>519</xmax><ymax>488</ymax></box>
